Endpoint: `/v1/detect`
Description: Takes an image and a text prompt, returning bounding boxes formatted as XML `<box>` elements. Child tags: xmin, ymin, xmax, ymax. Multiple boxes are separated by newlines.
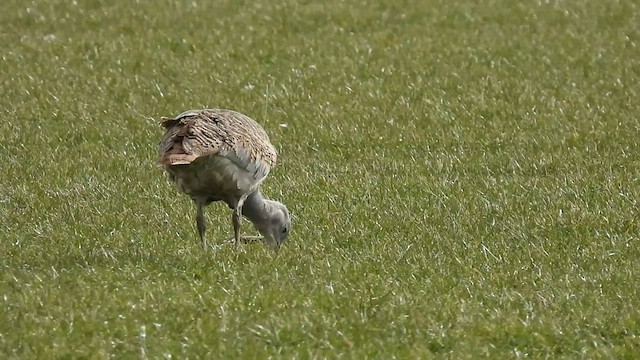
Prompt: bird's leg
<box><xmin>196</xmin><ymin>202</ymin><xmax>207</xmax><ymax>250</ymax></box>
<box><xmin>232</xmin><ymin>206</ymin><xmax>242</xmax><ymax>247</ymax></box>
<box><xmin>232</xmin><ymin>196</ymin><xmax>249</xmax><ymax>247</ymax></box>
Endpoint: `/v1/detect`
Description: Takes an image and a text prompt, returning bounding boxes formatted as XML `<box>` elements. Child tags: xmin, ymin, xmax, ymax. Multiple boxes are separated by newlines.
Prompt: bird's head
<box><xmin>254</xmin><ymin>200</ymin><xmax>290</xmax><ymax>251</ymax></box>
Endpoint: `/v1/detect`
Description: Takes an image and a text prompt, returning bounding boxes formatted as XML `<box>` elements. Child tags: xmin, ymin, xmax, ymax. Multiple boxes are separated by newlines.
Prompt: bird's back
<box><xmin>158</xmin><ymin>109</ymin><xmax>277</xmax><ymax>206</ymax></box>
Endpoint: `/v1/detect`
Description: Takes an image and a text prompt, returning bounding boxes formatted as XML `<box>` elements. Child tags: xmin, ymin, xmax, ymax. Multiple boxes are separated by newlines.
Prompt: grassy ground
<box><xmin>1</xmin><ymin>0</ymin><xmax>639</xmax><ymax>358</ymax></box>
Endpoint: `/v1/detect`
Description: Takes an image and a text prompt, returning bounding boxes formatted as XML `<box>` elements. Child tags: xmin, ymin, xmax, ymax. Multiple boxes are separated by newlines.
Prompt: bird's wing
<box><xmin>158</xmin><ymin>109</ymin><xmax>277</xmax><ymax>181</ymax></box>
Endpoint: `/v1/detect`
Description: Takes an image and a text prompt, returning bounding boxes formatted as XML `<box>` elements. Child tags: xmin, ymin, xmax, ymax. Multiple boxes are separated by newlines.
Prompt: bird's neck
<box><xmin>242</xmin><ymin>190</ymin><xmax>270</xmax><ymax>223</ymax></box>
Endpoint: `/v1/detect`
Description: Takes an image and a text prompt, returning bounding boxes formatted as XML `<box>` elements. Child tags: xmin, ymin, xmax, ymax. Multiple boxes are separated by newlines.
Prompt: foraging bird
<box><xmin>157</xmin><ymin>109</ymin><xmax>290</xmax><ymax>250</ymax></box>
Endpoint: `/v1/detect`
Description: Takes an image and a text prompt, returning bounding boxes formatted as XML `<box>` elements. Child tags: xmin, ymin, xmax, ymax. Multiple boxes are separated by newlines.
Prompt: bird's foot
<box><xmin>207</xmin><ymin>243</ymin><xmax>226</xmax><ymax>251</ymax></box>
<box><xmin>226</xmin><ymin>236</ymin><xmax>263</xmax><ymax>245</ymax></box>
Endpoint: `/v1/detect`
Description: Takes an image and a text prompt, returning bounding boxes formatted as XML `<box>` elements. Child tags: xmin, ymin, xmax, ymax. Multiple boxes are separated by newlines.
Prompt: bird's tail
<box><xmin>157</xmin><ymin>117</ymin><xmax>199</xmax><ymax>166</ymax></box>
<box><xmin>160</xmin><ymin>116</ymin><xmax>180</xmax><ymax>128</ymax></box>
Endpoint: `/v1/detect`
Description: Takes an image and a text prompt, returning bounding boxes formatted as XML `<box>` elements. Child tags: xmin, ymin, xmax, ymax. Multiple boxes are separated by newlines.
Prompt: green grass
<box><xmin>1</xmin><ymin>0</ymin><xmax>640</xmax><ymax>358</ymax></box>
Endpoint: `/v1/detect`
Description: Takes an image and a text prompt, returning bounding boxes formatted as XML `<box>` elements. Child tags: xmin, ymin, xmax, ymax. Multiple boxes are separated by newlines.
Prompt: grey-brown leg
<box><xmin>231</xmin><ymin>196</ymin><xmax>249</xmax><ymax>247</ymax></box>
<box><xmin>196</xmin><ymin>202</ymin><xmax>207</xmax><ymax>250</ymax></box>
<box><xmin>232</xmin><ymin>207</ymin><xmax>242</xmax><ymax>247</ymax></box>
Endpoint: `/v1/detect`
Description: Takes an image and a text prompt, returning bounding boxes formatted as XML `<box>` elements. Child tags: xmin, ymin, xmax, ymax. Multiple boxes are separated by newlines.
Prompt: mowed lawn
<box><xmin>1</xmin><ymin>0</ymin><xmax>639</xmax><ymax>358</ymax></box>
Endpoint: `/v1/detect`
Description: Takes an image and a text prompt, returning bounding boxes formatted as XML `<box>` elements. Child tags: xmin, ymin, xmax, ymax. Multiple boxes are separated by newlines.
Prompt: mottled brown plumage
<box><xmin>158</xmin><ymin>109</ymin><xmax>290</xmax><ymax>250</ymax></box>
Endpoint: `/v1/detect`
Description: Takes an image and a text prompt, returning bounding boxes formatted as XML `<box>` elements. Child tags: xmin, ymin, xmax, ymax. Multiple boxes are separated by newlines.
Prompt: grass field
<box><xmin>1</xmin><ymin>0</ymin><xmax>640</xmax><ymax>358</ymax></box>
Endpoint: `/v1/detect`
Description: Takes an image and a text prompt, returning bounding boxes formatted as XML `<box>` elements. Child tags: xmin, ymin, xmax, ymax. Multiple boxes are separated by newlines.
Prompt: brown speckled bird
<box><xmin>157</xmin><ymin>109</ymin><xmax>290</xmax><ymax>250</ymax></box>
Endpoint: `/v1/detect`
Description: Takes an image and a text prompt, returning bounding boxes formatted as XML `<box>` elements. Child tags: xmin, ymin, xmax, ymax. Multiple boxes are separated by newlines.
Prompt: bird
<box><xmin>157</xmin><ymin>108</ymin><xmax>290</xmax><ymax>251</ymax></box>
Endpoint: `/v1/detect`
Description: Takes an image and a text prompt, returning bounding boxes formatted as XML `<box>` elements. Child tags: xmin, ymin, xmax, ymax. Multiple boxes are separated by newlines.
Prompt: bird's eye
<box><xmin>282</xmin><ymin>227</ymin><xmax>288</xmax><ymax>234</ymax></box>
